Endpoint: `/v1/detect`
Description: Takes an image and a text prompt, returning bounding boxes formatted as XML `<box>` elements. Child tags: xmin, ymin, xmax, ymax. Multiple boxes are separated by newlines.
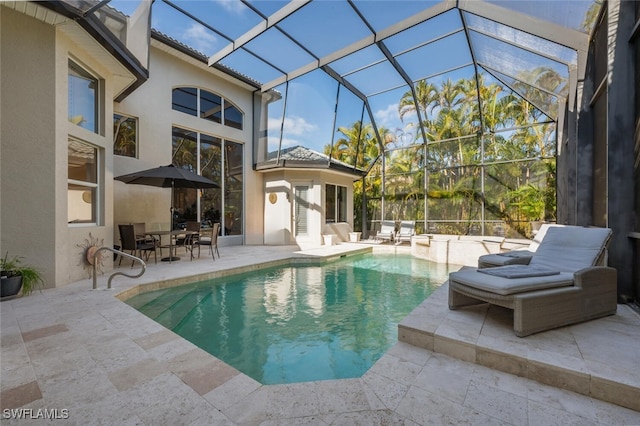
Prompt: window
<box><xmin>326</xmin><ymin>184</ymin><xmax>347</xmax><ymax>223</ymax></box>
<box><xmin>224</xmin><ymin>103</ymin><xmax>243</xmax><ymax>129</ymax></box>
<box><xmin>172</xmin><ymin>87</ymin><xmax>243</xmax><ymax>130</ymax></box>
<box><xmin>68</xmin><ymin>60</ymin><xmax>98</xmax><ymax>133</ymax></box>
<box><xmin>200</xmin><ymin>90</ymin><xmax>222</xmax><ymax>123</ymax></box>
<box><xmin>113</xmin><ymin>113</ymin><xmax>137</xmax><ymax>157</ymax></box>
<box><xmin>172</xmin><ymin>127</ymin><xmax>199</xmax><ymax>229</ymax></box>
<box><xmin>68</xmin><ymin>139</ymin><xmax>98</xmax><ymax>224</ymax></box>
<box><xmin>224</xmin><ymin>141</ymin><xmax>243</xmax><ymax>235</ymax></box>
<box><xmin>200</xmin><ymin>133</ymin><xmax>222</xmax><ymax>226</ymax></box>
<box><xmin>172</xmin><ymin>87</ymin><xmax>197</xmax><ymax>116</ymax></box>
<box><xmin>172</xmin><ymin>126</ymin><xmax>243</xmax><ymax>236</ymax></box>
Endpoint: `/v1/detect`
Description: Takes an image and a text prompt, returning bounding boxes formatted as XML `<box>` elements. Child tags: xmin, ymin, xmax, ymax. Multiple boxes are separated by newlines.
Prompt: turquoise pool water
<box><xmin>125</xmin><ymin>253</ymin><xmax>452</xmax><ymax>384</ymax></box>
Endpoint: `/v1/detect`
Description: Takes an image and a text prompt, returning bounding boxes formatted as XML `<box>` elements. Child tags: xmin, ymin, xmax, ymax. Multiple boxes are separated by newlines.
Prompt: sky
<box><xmin>107</xmin><ymin>0</ymin><xmax>591</xmax><ymax>156</ymax></box>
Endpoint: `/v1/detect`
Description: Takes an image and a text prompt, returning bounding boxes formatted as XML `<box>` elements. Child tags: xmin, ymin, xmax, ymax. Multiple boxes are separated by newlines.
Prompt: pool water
<box><xmin>125</xmin><ymin>253</ymin><xmax>452</xmax><ymax>384</ymax></box>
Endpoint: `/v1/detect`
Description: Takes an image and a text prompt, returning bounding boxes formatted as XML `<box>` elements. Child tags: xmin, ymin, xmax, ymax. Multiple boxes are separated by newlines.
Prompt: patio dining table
<box><xmin>144</xmin><ymin>230</ymin><xmax>198</xmax><ymax>262</ymax></box>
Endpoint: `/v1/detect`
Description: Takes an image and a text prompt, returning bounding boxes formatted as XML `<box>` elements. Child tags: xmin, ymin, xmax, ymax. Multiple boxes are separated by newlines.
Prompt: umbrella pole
<box><xmin>162</xmin><ymin>180</ymin><xmax>180</xmax><ymax>262</ymax></box>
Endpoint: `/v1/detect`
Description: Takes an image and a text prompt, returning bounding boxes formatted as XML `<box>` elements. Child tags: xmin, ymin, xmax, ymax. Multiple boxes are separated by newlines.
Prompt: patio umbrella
<box><xmin>115</xmin><ymin>164</ymin><xmax>219</xmax><ymax>261</ymax></box>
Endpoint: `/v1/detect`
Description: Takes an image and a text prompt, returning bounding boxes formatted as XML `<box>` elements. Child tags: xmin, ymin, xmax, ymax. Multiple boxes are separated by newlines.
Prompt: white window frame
<box><xmin>326</xmin><ymin>183</ymin><xmax>347</xmax><ymax>223</ymax></box>
<box><xmin>68</xmin><ymin>138</ymin><xmax>100</xmax><ymax>227</ymax></box>
<box><xmin>113</xmin><ymin>113</ymin><xmax>138</xmax><ymax>158</ymax></box>
<box><xmin>172</xmin><ymin>86</ymin><xmax>244</xmax><ymax>130</ymax></box>
<box><xmin>68</xmin><ymin>59</ymin><xmax>100</xmax><ymax>134</ymax></box>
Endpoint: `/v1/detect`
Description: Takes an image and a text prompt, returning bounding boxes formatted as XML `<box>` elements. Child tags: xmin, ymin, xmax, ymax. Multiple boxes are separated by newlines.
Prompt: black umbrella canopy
<box><xmin>115</xmin><ymin>164</ymin><xmax>219</xmax><ymax>261</ymax></box>
<box><xmin>114</xmin><ymin>164</ymin><xmax>218</xmax><ymax>189</ymax></box>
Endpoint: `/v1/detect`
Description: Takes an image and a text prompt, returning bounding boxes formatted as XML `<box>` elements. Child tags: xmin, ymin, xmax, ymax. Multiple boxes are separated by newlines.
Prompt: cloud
<box><xmin>284</xmin><ymin>116</ymin><xmax>317</xmax><ymax>136</ymax></box>
<box><xmin>268</xmin><ymin>116</ymin><xmax>317</xmax><ymax>137</ymax></box>
<box><xmin>268</xmin><ymin>136</ymin><xmax>299</xmax><ymax>149</ymax></box>
<box><xmin>183</xmin><ymin>23</ymin><xmax>218</xmax><ymax>54</ymax></box>
<box><xmin>214</xmin><ymin>0</ymin><xmax>246</xmax><ymax>15</ymax></box>
<box><xmin>374</xmin><ymin>102</ymin><xmax>418</xmax><ymax>135</ymax></box>
<box><xmin>374</xmin><ymin>103</ymin><xmax>401</xmax><ymax>129</ymax></box>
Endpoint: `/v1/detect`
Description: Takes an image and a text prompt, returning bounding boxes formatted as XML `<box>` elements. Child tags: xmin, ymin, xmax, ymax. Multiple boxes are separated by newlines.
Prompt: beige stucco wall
<box><xmin>263</xmin><ymin>169</ymin><xmax>356</xmax><ymax>248</ymax></box>
<box><xmin>1</xmin><ymin>7</ymin><xmax>122</xmax><ymax>287</ymax></box>
<box><xmin>1</xmin><ymin>8</ymin><xmax>57</xmax><ymax>287</ymax></box>
<box><xmin>60</xmin><ymin>32</ymin><xmax>118</xmax><ymax>285</ymax></box>
<box><xmin>114</xmin><ymin>46</ymin><xmax>264</xmax><ymax>246</ymax></box>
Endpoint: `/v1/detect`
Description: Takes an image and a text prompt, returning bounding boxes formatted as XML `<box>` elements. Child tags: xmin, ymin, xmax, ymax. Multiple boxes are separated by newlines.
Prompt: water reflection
<box><xmin>128</xmin><ymin>254</ymin><xmax>452</xmax><ymax>384</ymax></box>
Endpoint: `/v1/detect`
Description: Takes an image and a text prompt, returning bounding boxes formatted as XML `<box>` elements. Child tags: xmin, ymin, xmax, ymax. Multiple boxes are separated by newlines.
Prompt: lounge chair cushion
<box><xmin>498</xmin><ymin>250</ymin><xmax>535</xmax><ymax>259</ymax></box>
<box><xmin>529</xmin><ymin>227</ymin><xmax>611</xmax><ymax>272</ymax></box>
<box><xmin>478</xmin><ymin>264</ymin><xmax>560</xmax><ymax>279</ymax></box>
<box><xmin>449</xmin><ymin>268</ymin><xmax>574</xmax><ymax>295</ymax></box>
<box><xmin>479</xmin><ymin>250</ymin><xmax>535</xmax><ymax>267</ymax></box>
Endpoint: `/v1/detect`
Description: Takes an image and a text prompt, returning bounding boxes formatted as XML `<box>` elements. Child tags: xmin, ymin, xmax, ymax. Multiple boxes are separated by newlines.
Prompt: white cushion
<box><xmin>450</xmin><ymin>268</ymin><xmax>574</xmax><ymax>295</ymax></box>
<box><xmin>478</xmin><ymin>264</ymin><xmax>560</xmax><ymax>279</ymax></box>
<box><xmin>529</xmin><ymin>227</ymin><xmax>611</xmax><ymax>272</ymax></box>
<box><xmin>479</xmin><ymin>251</ymin><xmax>534</xmax><ymax>267</ymax></box>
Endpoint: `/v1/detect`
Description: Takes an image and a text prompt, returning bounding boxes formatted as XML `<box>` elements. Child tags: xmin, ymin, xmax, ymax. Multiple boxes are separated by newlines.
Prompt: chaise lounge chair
<box><xmin>448</xmin><ymin>226</ymin><xmax>617</xmax><ymax>337</ymax></box>
<box><xmin>477</xmin><ymin>223</ymin><xmax>567</xmax><ymax>268</ymax></box>
<box><xmin>376</xmin><ymin>220</ymin><xmax>396</xmax><ymax>243</ymax></box>
<box><xmin>395</xmin><ymin>220</ymin><xmax>416</xmax><ymax>245</ymax></box>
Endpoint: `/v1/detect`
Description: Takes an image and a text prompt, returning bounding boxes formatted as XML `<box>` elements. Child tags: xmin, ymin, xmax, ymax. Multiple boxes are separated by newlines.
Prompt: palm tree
<box><xmin>398</xmin><ymin>80</ymin><xmax>438</xmax><ymax>124</ymax></box>
<box><xmin>329</xmin><ymin>121</ymin><xmax>380</xmax><ymax>169</ymax></box>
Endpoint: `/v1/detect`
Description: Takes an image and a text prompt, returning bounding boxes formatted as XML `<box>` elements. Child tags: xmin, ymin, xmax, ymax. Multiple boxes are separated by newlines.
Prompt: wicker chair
<box><xmin>118</xmin><ymin>224</ymin><xmax>157</xmax><ymax>266</ymax></box>
<box><xmin>174</xmin><ymin>221</ymin><xmax>201</xmax><ymax>260</ymax></box>
<box><xmin>449</xmin><ymin>226</ymin><xmax>616</xmax><ymax>337</ymax></box>
<box><xmin>197</xmin><ymin>222</ymin><xmax>220</xmax><ymax>260</ymax></box>
<box><xmin>132</xmin><ymin>222</ymin><xmax>161</xmax><ymax>256</ymax></box>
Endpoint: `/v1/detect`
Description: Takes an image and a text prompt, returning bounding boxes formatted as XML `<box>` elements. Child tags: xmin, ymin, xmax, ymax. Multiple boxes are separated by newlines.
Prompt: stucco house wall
<box><xmin>113</xmin><ymin>43</ymin><xmax>265</xmax><ymax>247</ymax></box>
<box><xmin>263</xmin><ymin>170</ymin><xmax>356</xmax><ymax>248</ymax></box>
<box><xmin>1</xmin><ymin>7</ymin><xmax>125</xmax><ymax>287</ymax></box>
<box><xmin>1</xmin><ymin>8</ymin><xmax>58</xmax><ymax>287</ymax></box>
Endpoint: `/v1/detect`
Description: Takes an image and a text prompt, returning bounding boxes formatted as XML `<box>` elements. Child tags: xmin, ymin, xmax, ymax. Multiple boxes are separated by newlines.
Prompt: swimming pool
<box><xmin>125</xmin><ymin>253</ymin><xmax>452</xmax><ymax>384</ymax></box>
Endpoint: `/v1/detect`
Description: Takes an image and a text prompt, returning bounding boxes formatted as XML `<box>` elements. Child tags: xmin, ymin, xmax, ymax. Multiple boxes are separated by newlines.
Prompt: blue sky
<box><xmin>108</xmin><ymin>0</ymin><xmax>588</xmax><ymax>155</ymax></box>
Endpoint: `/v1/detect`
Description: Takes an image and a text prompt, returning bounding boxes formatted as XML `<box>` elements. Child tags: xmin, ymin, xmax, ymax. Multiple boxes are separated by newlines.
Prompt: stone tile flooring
<box><xmin>2</xmin><ymin>244</ymin><xmax>639</xmax><ymax>425</ymax></box>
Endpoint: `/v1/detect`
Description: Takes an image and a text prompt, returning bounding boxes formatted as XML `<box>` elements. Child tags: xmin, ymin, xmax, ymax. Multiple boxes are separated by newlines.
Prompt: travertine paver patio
<box><xmin>2</xmin><ymin>244</ymin><xmax>640</xmax><ymax>425</ymax></box>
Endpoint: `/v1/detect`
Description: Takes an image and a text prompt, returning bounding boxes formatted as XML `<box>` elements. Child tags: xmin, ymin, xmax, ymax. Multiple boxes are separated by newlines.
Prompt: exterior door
<box><xmin>294</xmin><ymin>186</ymin><xmax>309</xmax><ymax>237</ymax></box>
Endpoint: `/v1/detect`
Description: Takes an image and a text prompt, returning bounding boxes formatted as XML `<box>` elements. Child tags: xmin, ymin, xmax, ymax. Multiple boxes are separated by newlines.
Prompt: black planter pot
<box><xmin>1</xmin><ymin>274</ymin><xmax>23</xmax><ymax>299</ymax></box>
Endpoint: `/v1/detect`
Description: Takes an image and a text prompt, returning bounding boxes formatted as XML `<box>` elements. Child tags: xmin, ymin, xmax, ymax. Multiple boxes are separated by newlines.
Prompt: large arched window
<box><xmin>172</xmin><ymin>87</ymin><xmax>243</xmax><ymax>130</ymax></box>
<box><xmin>171</xmin><ymin>126</ymin><xmax>243</xmax><ymax>236</ymax></box>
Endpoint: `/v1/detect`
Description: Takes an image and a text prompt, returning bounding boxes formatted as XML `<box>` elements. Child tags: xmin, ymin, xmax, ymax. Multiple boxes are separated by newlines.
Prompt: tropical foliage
<box><xmin>325</xmin><ymin>69</ymin><xmax>560</xmax><ymax>238</ymax></box>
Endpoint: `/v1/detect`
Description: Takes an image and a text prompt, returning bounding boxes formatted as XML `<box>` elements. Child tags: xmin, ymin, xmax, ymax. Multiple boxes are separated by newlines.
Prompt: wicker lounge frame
<box><xmin>449</xmin><ymin>227</ymin><xmax>617</xmax><ymax>337</ymax></box>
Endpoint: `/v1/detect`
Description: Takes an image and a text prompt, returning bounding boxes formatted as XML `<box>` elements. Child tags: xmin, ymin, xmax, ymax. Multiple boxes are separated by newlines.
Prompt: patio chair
<box><xmin>376</xmin><ymin>220</ymin><xmax>396</xmax><ymax>243</ymax></box>
<box><xmin>132</xmin><ymin>222</ymin><xmax>161</xmax><ymax>256</ymax></box>
<box><xmin>477</xmin><ymin>223</ymin><xmax>567</xmax><ymax>268</ymax></box>
<box><xmin>448</xmin><ymin>226</ymin><xmax>616</xmax><ymax>337</ymax></box>
<box><xmin>118</xmin><ymin>224</ymin><xmax>157</xmax><ymax>266</ymax></box>
<box><xmin>197</xmin><ymin>222</ymin><xmax>220</xmax><ymax>260</ymax></box>
<box><xmin>175</xmin><ymin>221</ymin><xmax>200</xmax><ymax>260</ymax></box>
<box><xmin>395</xmin><ymin>220</ymin><xmax>415</xmax><ymax>245</ymax></box>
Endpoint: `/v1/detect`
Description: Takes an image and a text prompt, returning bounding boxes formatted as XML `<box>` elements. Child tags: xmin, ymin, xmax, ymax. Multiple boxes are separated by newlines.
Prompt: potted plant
<box><xmin>1</xmin><ymin>252</ymin><xmax>44</xmax><ymax>299</ymax></box>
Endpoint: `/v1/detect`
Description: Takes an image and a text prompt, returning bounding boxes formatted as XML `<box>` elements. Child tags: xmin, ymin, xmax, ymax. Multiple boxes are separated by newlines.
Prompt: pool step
<box><xmin>154</xmin><ymin>290</ymin><xmax>212</xmax><ymax>330</ymax></box>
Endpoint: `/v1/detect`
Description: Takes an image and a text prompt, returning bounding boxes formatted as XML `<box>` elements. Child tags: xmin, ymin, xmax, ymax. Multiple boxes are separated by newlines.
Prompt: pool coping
<box><xmin>3</xmin><ymin>243</ymin><xmax>639</xmax><ymax>423</ymax></box>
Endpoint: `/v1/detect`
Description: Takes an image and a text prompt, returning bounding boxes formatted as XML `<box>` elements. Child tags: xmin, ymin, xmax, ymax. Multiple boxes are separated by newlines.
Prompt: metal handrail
<box><xmin>91</xmin><ymin>247</ymin><xmax>146</xmax><ymax>290</ymax></box>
